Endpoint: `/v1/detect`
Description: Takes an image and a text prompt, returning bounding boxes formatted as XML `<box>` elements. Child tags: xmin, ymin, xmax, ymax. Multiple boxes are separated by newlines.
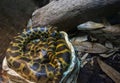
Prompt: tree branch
<box><xmin>32</xmin><ymin>0</ymin><xmax>120</xmax><ymax>31</ymax></box>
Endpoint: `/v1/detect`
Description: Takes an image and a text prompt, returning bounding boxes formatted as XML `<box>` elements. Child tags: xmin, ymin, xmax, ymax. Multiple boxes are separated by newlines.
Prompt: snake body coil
<box><xmin>6</xmin><ymin>27</ymin><xmax>71</xmax><ymax>82</ymax></box>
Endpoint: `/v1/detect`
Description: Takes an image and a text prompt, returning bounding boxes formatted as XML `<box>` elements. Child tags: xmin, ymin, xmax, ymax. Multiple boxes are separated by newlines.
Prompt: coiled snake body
<box><xmin>6</xmin><ymin>27</ymin><xmax>71</xmax><ymax>82</ymax></box>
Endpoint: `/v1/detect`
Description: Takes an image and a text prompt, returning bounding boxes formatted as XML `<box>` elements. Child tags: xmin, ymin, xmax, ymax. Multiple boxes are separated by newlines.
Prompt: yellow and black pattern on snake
<box><xmin>6</xmin><ymin>26</ymin><xmax>71</xmax><ymax>82</ymax></box>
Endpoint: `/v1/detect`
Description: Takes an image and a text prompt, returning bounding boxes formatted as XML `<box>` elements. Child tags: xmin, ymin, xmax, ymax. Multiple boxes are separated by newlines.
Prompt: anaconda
<box><xmin>6</xmin><ymin>26</ymin><xmax>71</xmax><ymax>83</ymax></box>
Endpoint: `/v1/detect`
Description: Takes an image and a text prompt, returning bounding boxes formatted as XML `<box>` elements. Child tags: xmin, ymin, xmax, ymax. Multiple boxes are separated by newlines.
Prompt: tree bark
<box><xmin>32</xmin><ymin>0</ymin><xmax>120</xmax><ymax>31</ymax></box>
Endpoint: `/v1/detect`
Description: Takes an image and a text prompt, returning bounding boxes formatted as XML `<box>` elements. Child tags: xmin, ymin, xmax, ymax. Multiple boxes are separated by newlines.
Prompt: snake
<box><xmin>6</xmin><ymin>26</ymin><xmax>72</xmax><ymax>82</ymax></box>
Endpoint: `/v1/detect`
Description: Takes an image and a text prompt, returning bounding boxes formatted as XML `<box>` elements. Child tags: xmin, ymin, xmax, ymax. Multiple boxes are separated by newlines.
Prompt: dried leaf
<box><xmin>102</xmin><ymin>24</ymin><xmax>120</xmax><ymax>34</ymax></box>
<box><xmin>100</xmin><ymin>47</ymin><xmax>119</xmax><ymax>58</ymax></box>
<box><xmin>99</xmin><ymin>53</ymin><xmax>114</xmax><ymax>58</ymax></box>
<box><xmin>105</xmin><ymin>41</ymin><xmax>113</xmax><ymax>49</ymax></box>
<box><xmin>72</xmin><ymin>42</ymin><xmax>108</xmax><ymax>53</ymax></box>
<box><xmin>97</xmin><ymin>57</ymin><xmax>120</xmax><ymax>83</ymax></box>
<box><xmin>71</xmin><ymin>35</ymin><xmax>88</xmax><ymax>44</ymax></box>
<box><xmin>77</xmin><ymin>21</ymin><xmax>104</xmax><ymax>30</ymax></box>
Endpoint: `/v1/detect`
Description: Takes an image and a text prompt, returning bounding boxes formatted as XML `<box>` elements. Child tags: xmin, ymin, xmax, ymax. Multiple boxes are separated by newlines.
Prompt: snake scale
<box><xmin>6</xmin><ymin>26</ymin><xmax>72</xmax><ymax>82</ymax></box>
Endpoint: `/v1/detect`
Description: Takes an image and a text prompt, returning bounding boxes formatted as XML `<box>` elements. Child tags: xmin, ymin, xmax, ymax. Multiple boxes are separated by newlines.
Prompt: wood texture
<box><xmin>32</xmin><ymin>0</ymin><xmax>120</xmax><ymax>31</ymax></box>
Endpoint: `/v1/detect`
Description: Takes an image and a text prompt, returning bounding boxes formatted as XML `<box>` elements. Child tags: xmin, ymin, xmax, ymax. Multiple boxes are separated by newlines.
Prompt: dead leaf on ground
<box><xmin>97</xmin><ymin>57</ymin><xmax>120</xmax><ymax>83</ymax></box>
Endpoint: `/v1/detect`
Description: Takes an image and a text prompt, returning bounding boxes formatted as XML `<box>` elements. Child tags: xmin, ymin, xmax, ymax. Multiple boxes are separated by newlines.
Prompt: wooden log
<box><xmin>32</xmin><ymin>0</ymin><xmax>120</xmax><ymax>31</ymax></box>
